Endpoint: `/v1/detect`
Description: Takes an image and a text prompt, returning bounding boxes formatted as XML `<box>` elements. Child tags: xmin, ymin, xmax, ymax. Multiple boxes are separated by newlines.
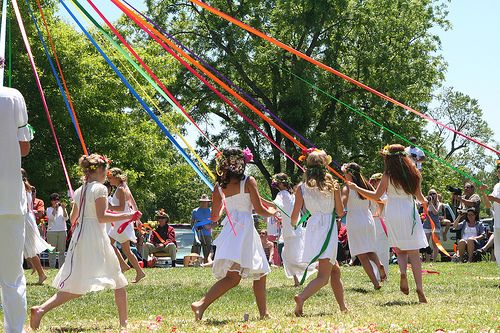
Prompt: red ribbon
<box><xmin>117</xmin><ymin>211</ymin><xmax>142</xmax><ymax>234</ymax></box>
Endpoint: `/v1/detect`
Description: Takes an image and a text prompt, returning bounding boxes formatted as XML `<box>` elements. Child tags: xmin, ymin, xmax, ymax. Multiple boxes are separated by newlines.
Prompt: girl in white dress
<box><xmin>191</xmin><ymin>148</ymin><xmax>277</xmax><ymax>321</ymax></box>
<box><xmin>30</xmin><ymin>154</ymin><xmax>140</xmax><ymax>330</ymax></box>
<box><xmin>107</xmin><ymin>168</ymin><xmax>145</xmax><ymax>283</ymax></box>
<box><xmin>272</xmin><ymin>173</ymin><xmax>316</xmax><ymax>286</ymax></box>
<box><xmin>291</xmin><ymin>149</ymin><xmax>347</xmax><ymax>316</ymax></box>
<box><xmin>21</xmin><ymin>169</ymin><xmax>53</xmax><ymax>285</ymax></box>
<box><xmin>341</xmin><ymin>163</ymin><xmax>386</xmax><ymax>289</ymax></box>
<box><xmin>347</xmin><ymin>144</ymin><xmax>428</xmax><ymax>303</ymax></box>
<box><xmin>369</xmin><ymin>173</ymin><xmax>390</xmax><ymax>281</ymax></box>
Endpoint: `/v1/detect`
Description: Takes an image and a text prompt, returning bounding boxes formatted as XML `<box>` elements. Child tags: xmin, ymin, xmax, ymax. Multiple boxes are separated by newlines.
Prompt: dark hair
<box><xmin>216</xmin><ymin>147</ymin><xmax>246</xmax><ymax>189</ymax></box>
<box><xmin>273</xmin><ymin>173</ymin><xmax>293</xmax><ymax>193</ymax></box>
<box><xmin>49</xmin><ymin>193</ymin><xmax>60</xmax><ymax>201</ymax></box>
<box><xmin>21</xmin><ymin>168</ymin><xmax>33</xmax><ymax>192</ymax></box>
<box><xmin>382</xmin><ymin>144</ymin><xmax>421</xmax><ymax>195</ymax></box>
<box><xmin>344</xmin><ymin>162</ymin><xmax>373</xmax><ymax>200</ymax></box>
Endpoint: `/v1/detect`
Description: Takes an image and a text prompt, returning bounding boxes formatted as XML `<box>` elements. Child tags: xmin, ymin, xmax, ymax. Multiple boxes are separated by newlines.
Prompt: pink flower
<box><xmin>242</xmin><ymin>147</ymin><xmax>254</xmax><ymax>163</ymax></box>
<box><xmin>155</xmin><ymin>315</ymin><xmax>162</xmax><ymax>323</ymax></box>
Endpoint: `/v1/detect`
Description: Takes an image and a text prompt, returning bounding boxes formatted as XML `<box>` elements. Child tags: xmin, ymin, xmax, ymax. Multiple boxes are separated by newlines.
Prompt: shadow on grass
<box><xmin>348</xmin><ymin>287</ymin><xmax>370</xmax><ymax>294</ymax></box>
<box><xmin>379</xmin><ymin>300</ymin><xmax>419</xmax><ymax>307</ymax></box>
<box><xmin>205</xmin><ymin>319</ymin><xmax>231</xmax><ymax>326</ymax></box>
<box><xmin>49</xmin><ymin>326</ymin><xmax>109</xmax><ymax>332</ymax></box>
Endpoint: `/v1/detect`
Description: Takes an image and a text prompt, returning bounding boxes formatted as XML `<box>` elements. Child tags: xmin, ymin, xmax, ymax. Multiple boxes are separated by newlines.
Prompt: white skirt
<box><xmin>212</xmin><ymin>211</ymin><xmax>270</xmax><ymax>280</ymax></box>
<box><xmin>53</xmin><ymin>217</ymin><xmax>128</xmax><ymax>294</ymax></box>
<box><xmin>24</xmin><ymin>212</ymin><xmax>54</xmax><ymax>258</ymax></box>
<box><xmin>346</xmin><ymin>210</ymin><xmax>378</xmax><ymax>257</ymax></box>
<box><xmin>282</xmin><ymin>232</ymin><xmax>316</xmax><ymax>280</ymax></box>
<box><xmin>385</xmin><ymin>198</ymin><xmax>428</xmax><ymax>250</ymax></box>
<box><xmin>301</xmin><ymin>212</ymin><xmax>338</xmax><ymax>265</ymax></box>
<box><xmin>108</xmin><ymin>219</ymin><xmax>136</xmax><ymax>244</ymax></box>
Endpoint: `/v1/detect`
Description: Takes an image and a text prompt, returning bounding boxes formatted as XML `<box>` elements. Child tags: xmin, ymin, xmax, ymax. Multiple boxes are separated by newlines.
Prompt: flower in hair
<box><xmin>242</xmin><ymin>147</ymin><xmax>254</xmax><ymax>163</ymax></box>
<box><xmin>381</xmin><ymin>145</ymin><xmax>408</xmax><ymax>157</ymax></box>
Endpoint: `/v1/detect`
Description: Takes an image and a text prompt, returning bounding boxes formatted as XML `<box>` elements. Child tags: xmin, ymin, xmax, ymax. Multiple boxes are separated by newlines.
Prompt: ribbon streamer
<box><xmin>0</xmin><ymin>0</ymin><xmax>8</xmax><ymax>86</ymax></box>
<box><xmin>422</xmin><ymin>203</ymin><xmax>450</xmax><ymax>257</ymax></box>
<box><xmin>285</xmin><ymin>67</ymin><xmax>483</xmax><ymax>186</ymax></box>
<box><xmin>25</xmin><ymin>0</ymin><xmax>88</xmax><ymax>155</ymax></box>
<box><xmin>60</xmin><ymin>0</ymin><xmax>214</xmax><ymax>190</ymax></box>
<box><xmin>187</xmin><ymin>0</ymin><xmax>499</xmax><ymax>156</ymax></box>
<box><xmin>12</xmin><ymin>0</ymin><xmax>74</xmax><ymax>197</ymax></box>
<box><xmin>117</xmin><ymin>211</ymin><xmax>142</xmax><ymax>234</ymax></box>
<box><xmin>112</xmin><ymin>0</ymin><xmax>304</xmax><ymax>172</ymax></box>
<box><xmin>75</xmin><ymin>0</ymin><xmax>219</xmax><ymax>153</ymax></box>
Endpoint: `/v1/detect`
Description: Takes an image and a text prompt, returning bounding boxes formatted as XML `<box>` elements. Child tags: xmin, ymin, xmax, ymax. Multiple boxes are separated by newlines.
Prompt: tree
<box><xmin>143</xmin><ymin>0</ymin><xmax>450</xmax><ymax>190</ymax></box>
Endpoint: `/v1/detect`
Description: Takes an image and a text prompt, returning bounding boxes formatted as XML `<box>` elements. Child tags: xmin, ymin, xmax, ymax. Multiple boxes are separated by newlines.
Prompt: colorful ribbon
<box><xmin>117</xmin><ymin>211</ymin><xmax>143</xmax><ymax>234</ymax></box>
<box><xmin>25</xmin><ymin>0</ymin><xmax>88</xmax><ymax>155</ymax></box>
<box><xmin>285</xmin><ymin>68</ymin><xmax>483</xmax><ymax>186</ymax></box>
<box><xmin>12</xmin><ymin>0</ymin><xmax>74</xmax><ymax>197</ymax></box>
<box><xmin>422</xmin><ymin>203</ymin><xmax>450</xmax><ymax>257</ymax></box>
<box><xmin>0</xmin><ymin>0</ymin><xmax>8</xmax><ymax>86</ymax></box>
<box><xmin>78</xmin><ymin>0</ymin><xmax>220</xmax><ymax>154</ymax></box>
<box><xmin>187</xmin><ymin>0</ymin><xmax>499</xmax><ymax>156</ymax></box>
<box><xmin>111</xmin><ymin>0</ymin><xmax>304</xmax><ymax>172</ymax></box>
<box><xmin>60</xmin><ymin>0</ymin><xmax>213</xmax><ymax>190</ymax></box>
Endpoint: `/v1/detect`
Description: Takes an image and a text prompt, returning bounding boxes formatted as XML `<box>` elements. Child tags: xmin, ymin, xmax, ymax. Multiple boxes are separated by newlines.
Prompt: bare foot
<box><xmin>260</xmin><ymin>313</ymin><xmax>271</xmax><ymax>320</ymax></box>
<box><xmin>132</xmin><ymin>271</ymin><xmax>146</xmax><ymax>283</ymax></box>
<box><xmin>417</xmin><ymin>289</ymin><xmax>427</xmax><ymax>303</ymax></box>
<box><xmin>294</xmin><ymin>295</ymin><xmax>304</xmax><ymax>317</ymax></box>
<box><xmin>374</xmin><ymin>283</ymin><xmax>381</xmax><ymax>290</ymax></box>
<box><xmin>340</xmin><ymin>306</ymin><xmax>349</xmax><ymax>313</ymax></box>
<box><xmin>378</xmin><ymin>265</ymin><xmax>387</xmax><ymax>282</ymax></box>
<box><xmin>400</xmin><ymin>274</ymin><xmax>409</xmax><ymax>295</ymax></box>
<box><xmin>191</xmin><ymin>301</ymin><xmax>205</xmax><ymax>321</ymax></box>
<box><xmin>30</xmin><ymin>306</ymin><xmax>44</xmax><ymax>330</ymax></box>
<box><xmin>121</xmin><ymin>265</ymin><xmax>131</xmax><ymax>273</ymax></box>
<box><xmin>37</xmin><ymin>274</ymin><xmax>47</xmax><ymax>285</ymax></box>
<box><xmin>293</xmin><ymin>276</ymin><xmax>300</xmax><ymax>287</ymax></box>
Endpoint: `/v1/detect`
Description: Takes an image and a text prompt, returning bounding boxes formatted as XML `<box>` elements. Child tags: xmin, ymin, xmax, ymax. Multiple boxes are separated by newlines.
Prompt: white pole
<box><xmin>0</xmin><ymin>0</ymin><xmax>8</xmax><ymax>86</ymax></box>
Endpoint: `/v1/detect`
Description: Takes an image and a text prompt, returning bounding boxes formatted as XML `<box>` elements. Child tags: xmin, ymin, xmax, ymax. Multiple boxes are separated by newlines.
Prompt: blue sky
<box><xmin>58</xmin><ymin>0</ymin><xmax>499</xmax><ymax>145</ymax></box>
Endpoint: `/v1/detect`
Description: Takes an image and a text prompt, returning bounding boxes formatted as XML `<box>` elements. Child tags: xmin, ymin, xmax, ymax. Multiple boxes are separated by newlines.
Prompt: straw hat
<box><xmin>199</xmin><ymin>194</ymin><xmax>211</xmax><ymax>202</ymax></box>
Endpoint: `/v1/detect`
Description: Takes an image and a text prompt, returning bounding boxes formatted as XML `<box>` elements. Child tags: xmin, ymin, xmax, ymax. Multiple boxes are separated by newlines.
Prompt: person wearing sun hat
<box><xmin>142</xmin><ymin>209</ymin><xmax>177</xmax><ymax>268</ymax></box>
<box><xmin>191</xmin><ymin>194</ymin><xmax>213</xmax><ymax>262</ymax></box>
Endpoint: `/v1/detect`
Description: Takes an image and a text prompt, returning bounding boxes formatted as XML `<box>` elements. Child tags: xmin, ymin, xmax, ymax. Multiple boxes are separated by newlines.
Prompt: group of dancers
<box><xmin>26</xmin><ymin>144</ymin><xmax>500</xmax><ymax>331</ymax></box>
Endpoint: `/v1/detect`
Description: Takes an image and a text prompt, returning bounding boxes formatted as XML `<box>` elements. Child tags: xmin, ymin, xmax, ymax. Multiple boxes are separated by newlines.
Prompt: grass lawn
<box><xmin>1</xmin><ymin>262</ymin><xmax>499</xmax><ymax>332</ymax></box>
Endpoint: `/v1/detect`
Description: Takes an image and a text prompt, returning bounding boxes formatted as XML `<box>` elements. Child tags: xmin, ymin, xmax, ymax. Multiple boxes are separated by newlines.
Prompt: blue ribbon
<box><xmin>59</xmin><ymin>0</ymin><xmax>213</xmax><ymax>190</ymax></box>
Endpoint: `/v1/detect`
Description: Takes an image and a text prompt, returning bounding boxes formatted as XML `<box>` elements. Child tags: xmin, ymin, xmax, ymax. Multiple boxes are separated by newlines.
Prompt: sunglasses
<box><xmin>430</xmin><ymin>193</ymin><xmax>437</xmax><ymax>196</ymax></box>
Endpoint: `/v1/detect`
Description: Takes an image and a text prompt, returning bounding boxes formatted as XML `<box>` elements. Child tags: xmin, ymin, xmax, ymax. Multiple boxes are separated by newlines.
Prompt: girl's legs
<box><xmin>293</xmin><ymin>275</ymin><xmax>300</xmax><ymax>287</ymax></box>
<box><xmin>28</xmin><ymin>256</ymin><xmax>47</xmax><ymax>284</ymax></box>
<box><xmin>191</xmin><ymin>270</ymin><xmax>242</xmax><ymax>320</ymax></box>
<box><xmin>30</xmin><ymin>291</ymin><xmax>81</xmax><ymax>329</ymax></box>
<box><xmin>330</xmin><ymin>261</ymin><xmax>347</xmax><ymax>312</ymax></box>
<box><xmin>396</xmin><ymin>249</ymin><xmax>409</xmax><ymax>295</ymax></box>
<box><xmin>407</xmin><ymin>249</ymin><xmax>427</xmax><ymax>303</ymax></box>
<box><xmin>366</xmin><ymin>252</ymin><xmax>387</xmax><ymax>281</ymax></box>
<box><xmin>121</xmin><ymin>241</ymin><xmax>145</xmax><ymax>283</ymax></box>
<box><xmin>114</xmin><ymin>287</ymin><xmax>128</xmax><ymax>328</ymax></box>
<box><xmin>253</xmin><ymin>275</ymin><xmax>269</xmax><ymax>318</ymax></box>
<box><xmin>357</xmin><ymin>253</ymin><xmax>381</xmax><ymax>289</ymax></box>
<box><xmin>110</xmin><ymin>237</ymin><xmax>130</xmax><ymax>272</ymax></box>
<box><xmin>424</xmin><ymin>233</ymin><xmax>432</xmax><ymax>262</ymax></box>
<box><xmin>294</xmin><ymin>259</ymin><xmax>332</xmax><ymax>316</ymax></box>
<box><xmin>457</xmin><ymin>239</ymin><xmax>467</xmax><ymax>262</ymax></box>
<box><xmin>466</xmin><ymin>239</ymin><xmax>476</xmax><ymax>262</ymax></box>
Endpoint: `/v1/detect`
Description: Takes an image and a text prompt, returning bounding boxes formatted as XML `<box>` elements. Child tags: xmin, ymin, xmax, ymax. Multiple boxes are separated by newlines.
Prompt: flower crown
<box><xmin>215</xmin><ymin>148</ymin><xmax>253</xmax><ymax>176</ymax></box>
<box><xmin>84</xmin><ymin>154</ymin><xmax>111</xmax><ymax>170</ymax></box>
<box><xmin>271</xmin><ymin>174</ymin><xmax>293</xmax><ymax>188</ymax></box>
<box><xmin>298</xmin><ymin>147</ymin><xmax>332</xmax><ymax>165</ymax></box>
<box><xmin>381</xmin><ymin>145</ymin><xmax>408</xmax><ymax>157</ymax></box>
<box><xmin>340</xmin><ymin>163</ymin><xmax>359</xmax><ymax>174</ymax></box>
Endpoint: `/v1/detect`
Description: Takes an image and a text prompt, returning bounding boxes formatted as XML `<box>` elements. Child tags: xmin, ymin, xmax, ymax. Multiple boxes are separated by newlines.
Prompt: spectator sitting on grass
<box><xmin>259</xmin><ymin>229</ymin><xmax>275</xmax><ymax>265</ymax></box>
<box><xmin>452</xmin><ymin>207</ymin><xmax>486</xmax><ymax>263</ymax></box>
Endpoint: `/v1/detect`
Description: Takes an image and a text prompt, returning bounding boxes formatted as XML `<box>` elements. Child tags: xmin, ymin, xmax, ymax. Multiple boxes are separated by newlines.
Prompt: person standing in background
<box><xmin>46</xmin><ymin>193</ymin><xmax>68</xmax><ymax>268</ymax></box>
<box><xmin>405</xmin><ymin>137</ymin><xmax>425</xmax><ymax>171</ymax></box>
<box><xmin>0</xmin><ymin>81</ymin><xmax>33</xmax><ymax>333</ymax></box>
<box><xmin>191</xmin><ymin>194</ymin><xmax>213</xmax><ymax>262</ymax></box>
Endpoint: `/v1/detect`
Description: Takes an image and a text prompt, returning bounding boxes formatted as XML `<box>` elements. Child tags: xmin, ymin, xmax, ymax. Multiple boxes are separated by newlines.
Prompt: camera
<box><xmin>446</xmin><ymin>185</ymin><xmax>462</xmax><ymax>196</ymax></box>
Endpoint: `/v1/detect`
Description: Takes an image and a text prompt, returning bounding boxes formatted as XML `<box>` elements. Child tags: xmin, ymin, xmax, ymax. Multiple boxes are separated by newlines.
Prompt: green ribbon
<box><xmin>282</xmin><ymin>67</ymin><xmax>482</xmax><ymax>186</ymax></box>
<box><xmin>299</xmin><ymin>209</ymin><xmax>336</xmax><ymax>285</ymax></box>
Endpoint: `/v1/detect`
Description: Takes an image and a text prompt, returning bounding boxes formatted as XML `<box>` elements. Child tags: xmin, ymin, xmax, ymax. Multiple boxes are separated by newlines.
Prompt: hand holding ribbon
<box><xmin>117</xmin><ymin>211</ymin><xmax>142</xmax><ymax>234</ymax></box>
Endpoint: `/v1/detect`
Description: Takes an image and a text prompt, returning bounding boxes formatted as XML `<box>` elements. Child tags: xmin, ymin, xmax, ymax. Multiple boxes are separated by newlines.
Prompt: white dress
<box><xmin>300</xmin><ymin>184</ymin><xmax>338</xmax><ymax>265</ymax></box>
<box><xmin>275</xmin><ymin>190</ymin><xmax>316</xmax><ymax>280</ymax></box>
<box><xmin>52</xmin><ymin>181</ymin><xmax>128</xmax><ymax>294</ymax></box>
<box><xmin>212</xmin><ymin>176</ymin><xmax>270</xmax><ymax>280</ymax></box>
<box><xmin>107</xmin><ymin>185</ymin><xmax>136</xmax><ymax>244</ymax></box>
<box><xmin>384</xmin><ymin>183</ymin><xmax>428</xmax><ymax>250</ymax></box>
<box><xmin>369</xmin><ymin>195</ymin><xmax>390</xmax><ymax>279</ymax></box>
<box><xmin>24</xmin><ymin>191</ymin><xmax>54</xmax><ymax>258</ymax></box>
<box><xmin>345</xmin><ymin>189</ymin><xmax>377</xmax><ymax>256</ymax></box>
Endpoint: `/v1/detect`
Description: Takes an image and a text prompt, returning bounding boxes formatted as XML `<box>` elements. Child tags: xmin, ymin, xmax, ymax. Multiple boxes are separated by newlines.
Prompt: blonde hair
<box><xmin>303</xmin><ymin>150</ymin><xmax>339</xmax><ymax>193</ymax></box>
<box><xmin>79</xmin><ymin>154</ymin><xmax>109</xmax><ymax>176</ymax></box>
<box><xmin>109</xmin><ymin>167</ymin><xmax>128</xmax><ymax>183</ymax></box>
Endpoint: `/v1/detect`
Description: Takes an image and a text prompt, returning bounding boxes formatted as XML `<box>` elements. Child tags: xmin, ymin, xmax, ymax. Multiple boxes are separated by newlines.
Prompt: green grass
<box><xmin>1</xmin><ymin>262</ymin><xmax>499</xmax><ymax>332</ymax></box>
